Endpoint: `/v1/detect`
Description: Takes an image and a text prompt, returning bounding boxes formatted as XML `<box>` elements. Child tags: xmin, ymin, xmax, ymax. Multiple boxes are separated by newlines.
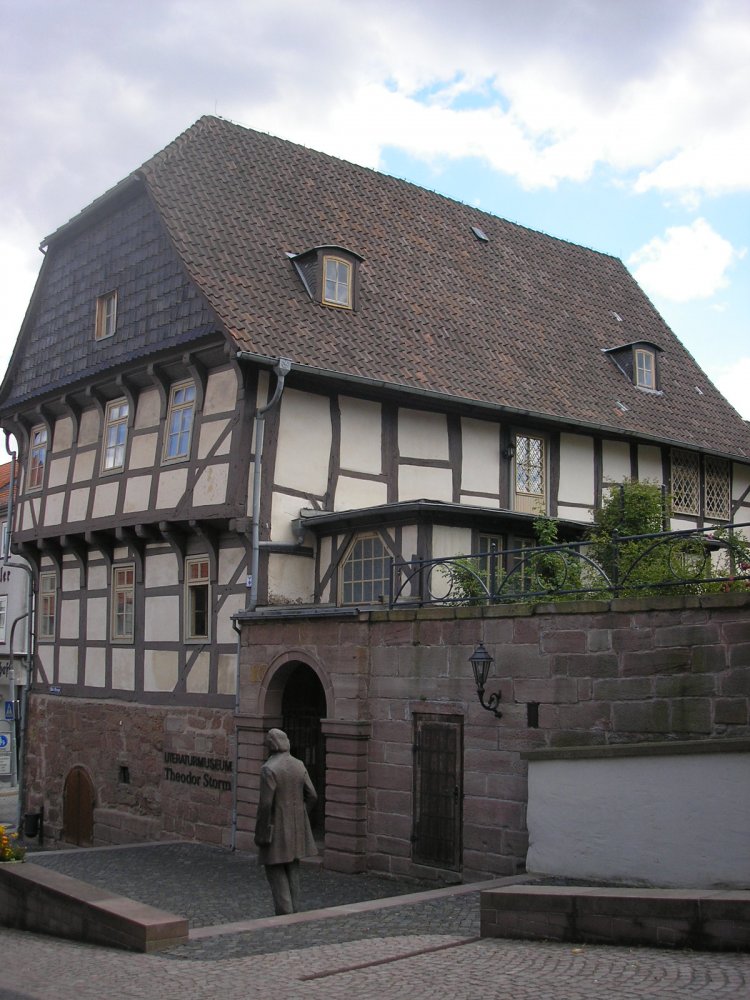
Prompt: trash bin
<box><xmin>23</xmin><ymin>812</ymin><xmax>40</xmax><ymax>838</ymax></box>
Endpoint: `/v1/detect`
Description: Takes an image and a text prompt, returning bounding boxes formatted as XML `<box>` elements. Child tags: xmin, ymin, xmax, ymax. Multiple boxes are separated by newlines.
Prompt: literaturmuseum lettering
<box><xmin>163</xmin><ymin>751</ymin><xmax>232</xmax><ymax>791</ymax></box>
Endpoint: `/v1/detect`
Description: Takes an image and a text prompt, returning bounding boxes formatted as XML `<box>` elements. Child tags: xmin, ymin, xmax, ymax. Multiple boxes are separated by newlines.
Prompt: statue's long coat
<box><xmin>254</xmin><ymin>737</ymin><xmax>317</xmax><ymax>865</ymax></box>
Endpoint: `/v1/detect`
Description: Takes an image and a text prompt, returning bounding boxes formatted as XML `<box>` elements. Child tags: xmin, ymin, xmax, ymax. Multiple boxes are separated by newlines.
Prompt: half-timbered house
<box><xmin>1</xmin><ymin>117</ymin><xmax>749</xmax><ymax>874</ymax></box>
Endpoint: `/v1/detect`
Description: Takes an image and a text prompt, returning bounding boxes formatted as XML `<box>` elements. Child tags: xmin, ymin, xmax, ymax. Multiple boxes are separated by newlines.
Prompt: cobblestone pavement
<box><xmin>1</xmin><ymin>843</ymin><xmax>747</xmax><ymax>999</ymax></box>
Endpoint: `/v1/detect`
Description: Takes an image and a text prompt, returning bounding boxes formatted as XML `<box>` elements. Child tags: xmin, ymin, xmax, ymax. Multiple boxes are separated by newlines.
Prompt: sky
<box><xmin>1</xmin><ymin>0</ymin><xmax>748</xmax><ymax>457</ymax></box>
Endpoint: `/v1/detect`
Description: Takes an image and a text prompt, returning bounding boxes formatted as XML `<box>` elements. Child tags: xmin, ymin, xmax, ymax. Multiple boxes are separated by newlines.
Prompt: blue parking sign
<box><xmin>4</xmin><ymin>701</ymin><xmax>13</xmax><ymax>722</ymax></box>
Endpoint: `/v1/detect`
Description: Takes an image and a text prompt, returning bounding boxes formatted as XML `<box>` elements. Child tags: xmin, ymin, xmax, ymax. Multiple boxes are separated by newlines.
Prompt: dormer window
<box><xmin>603</xmin><ymin>341</ymin><xmax>662</xmax><ymax>392</ymax></box>
<box><xmin>323</xmin><ymin>255</ymin><xmax>352</xmax><ymax>308</ymax></box>
<box><xmin>634</xmin><ymin>348</ymin><xmax>655</xmax><ymax>389</ymax></box>
<box><xmin>289</xmin><ymin>245</ymin><xmax>363</xmax><ymax>311</ymax></box>
<box><xmin>95</xmin><ymin>291</ymin><xmax>118</xmax><ymax>341</ymax></box>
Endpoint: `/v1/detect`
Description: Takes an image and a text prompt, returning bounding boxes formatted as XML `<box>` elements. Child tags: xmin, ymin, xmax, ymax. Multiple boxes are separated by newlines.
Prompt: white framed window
<box><xmin>0</xmin><ymin>596</ymin><xmax>7</xmax><ymax>643</ymax></box>
<box><xmin>101</xmin><ymin>398</ymin><xmax>129</xmax><ymax>472</ymax></box>
<box><xmin>634</xmin><ymin>348</ymin><xmax>656</xmax><ymax>389</ymax></box>
<box><xmin>111</xmin><ymin>564</ymin><xmax>135</xmax><ymax>642</ymax></box>
<box><xmin>340</xmin><ymin>533</ymin><xmax>391</xmax><ymax>605</ymax></box>
<box><xmin>95</xmin><ymin>291</ymin><xmax>118</xmax><ymax>341</ymax></box>
<box><xmin>28</xmin><ymin>425</ymin><xmax>48</xmax><ymax>491</ymax></box>
<box><xmin>185</xmin><ymin>556</ymin><xmax>210</xmax><ymax>640</ymax></box>
<box><xmin>163</xmin><ymin>381</ymin><xmax>196</xmax><ymax>462</ymax></box>
<box><xmin>39</xmin><ymin>572</ymin><xmax>57</xmax><ymax>640</ymax></box>
<box><xmin>514</xmin><ymin>434</ymin><xmax>546</xmax><ymax>514</ymax></box>
<box><xmin>322</xmin><ymin>255</ymin><xmax>352</xmax><ymax>309</ymax></box>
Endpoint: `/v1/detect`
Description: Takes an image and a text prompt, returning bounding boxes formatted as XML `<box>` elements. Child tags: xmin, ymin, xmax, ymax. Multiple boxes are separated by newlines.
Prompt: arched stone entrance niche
<box><xmin>257</xmin><ymin>655</ymin><xmax>332</xmax><ymax>837</ymax></box>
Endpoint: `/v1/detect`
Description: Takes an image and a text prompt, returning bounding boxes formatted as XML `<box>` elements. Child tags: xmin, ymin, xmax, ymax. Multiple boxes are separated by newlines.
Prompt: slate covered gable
<box><xmin>0</xmin><ymin>186</ymin><xmax>221</xmax><ymax>410</ymax></box>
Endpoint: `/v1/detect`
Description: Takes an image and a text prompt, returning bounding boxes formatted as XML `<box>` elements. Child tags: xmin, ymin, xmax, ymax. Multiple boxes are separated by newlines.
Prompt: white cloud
<box><xmin>709</xmin><ymin>357</ymin><xmax>750</xmax><ymax>420</ymax></box>
<box><xmin>627</xmin><ymin>219</ymin><xmax>743</xmax><ymax>302</ymax></box>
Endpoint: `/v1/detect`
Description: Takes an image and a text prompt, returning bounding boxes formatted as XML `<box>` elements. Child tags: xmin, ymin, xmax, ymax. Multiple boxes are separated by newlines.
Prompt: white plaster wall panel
<box><xmin>58</xmin><ymin>646</ymin><xmax>78</xmax><ymax>685</ymax></box>
<box><xmin>60</xmin><ymin>598</ymin><xmax>80</xmax><ymax>640</ymax></box>
<box><xmin>558</xmin><ymin>434</ymin><xmax>595</xmax><ymax>506</ymax></box>
<box><xmin>733</xmin><ymin>462</ymin><xmax>750</xmax><ymax>501</ymax></box>
<box><xmin>134</xmin><ymin>387</ymin><xmax>161</xmax><ymax>429</ymax></box>
<box><xmin>602</xmin><ymin>439</ymin><xmax>631</xmax><ymax>484</ymax></box>
<box><xmin>87</xmin><ymin>564</ymin><xmax>108</xmax><ymax>591</ymax></box>
<box><xmin>67</xmin><ymin>488</ymin><xmax>89</xmax><ymax>523</ymax></box>
<box><xmin>218</xmin><ymin>545</ymin><xmax>244</xmax><ymax>587</ymax></box>
<box><xmin>526</xmin><ymin>753</ymin><xmax>750</xmax><ymax>888</ymax></box>
<box><xmin>52</xmin><ymin>416</ymin><xmax>74</xmax><ymax>452</ymax></box>
<box><xmin>156</xmin><ymin>468</ymin><xmax>188</xmax><ymax>510</ymax></box>
<box><xmin>144</xmin><ymin>650</ymin><xmax>179</xmax><ymax>692</ymax></box>
<box><xmin>37</xmin><ymin>645</ymin><xmax>53</xmax><ymax>684</ymax></box>
<box><xmin>461</xmin><ymin>418</ymin><xmax>500</xmax><ymax>494</ymax></box>
<box><xmin>145</xmin><ymin>552</ymin><xmax>176</xmax><ymax>588</ymax></box>
<box><xmin>339</xmin><ymin>396</ymin><xmax>382</xmax><ymax>475</ymax></box>
<box><xmin>217</xmin><ymin>653</ymin><xmax>236</xmax><ymax>696</ymax></box>
<box><xmin>43</xmin><ymin>492</ymin><xmax>64</xmax><ymax>527</ymax></box>
<box><xmin>398</xmin><ymin>464</ymin><xmax>453</xmax><ymax>502</ymax></box>
<box><xmin>198</xmin><ymin>420</ymin><xmax>231</xmax><ymax>459</ymax></box>
<box><xmin>22</xmin><ymin>497</ymin><xmax>40</xmax><ymax>532</ymax></box>
<box><xmin>124</xmin><ymin>475</ymin><xmax>153</xmax><ymax>514</ymax></box>
<box><xmin>78</xmin><ymin>409</ymin><xmax>100</xmax><ymax>447</ymax></box>
<box><xmin>460</xmin><ymin>494</ymin><xmax>501</xmax><ymax>508</ymax></box>
<box><xmin>84</xmin><ymin>648</ymin><xmax>106</xmax><ymax>688</ymax></box>
<box><xmin>638</xmin><ymin>445</ymin><xmax>663</xmax><ymax>483</ymax></box>
<box><xmin>556</xmin><ymin>504</ymin><xmax>595</xmax><ymax>523</ymax></box>
<box><xmin>72</xmin><ymin>449</ymin><xmax>96</xmax><ymax>483</ymax></box>
<box><xmin>129</xmin><ymin>433</ymin><xmax>158</xmax><ymax>470</ymax></box>
<box><xmin>432</xmin><ymin>525</ymin><xmax>473</xmax><ymax>559</ymax></box>
<box><xmin>398</xmin><ymin>408</ymin><xmax>449</xmax><ymax>460</ymax></box>
<box><xmin>193</xmin><ymin>462</ymin><xmax>229</xmax><ymax>506</ymax></box>
<box><xmin>217</xmin><ymin>593</ymin><xmax>246</xmax><ymax>645</ymax></box>
<box><xmin>275</xmin><ymin>390</ymin><xmax>332</xmax><ymax>494</ymax></box>
<box><xmin>62</xmin><ymin>564</ymin><xmax>80</xmax><ymax>590</ymax></box>
<box><xmin>204</xmin><ymin>369</ymin><xmax>238</xmax><ymax>415</ymax></box>
<box><xmin>86</xmin><ymin>596</ymin><xmax>107</xmax><ymax>641</ymax></box>
<box><xmin>48</xmin><ymin>456</ymin><xmax>70</xmax><ymax>489</ymax></box>
<box><xmin>399</xmin><ymin>525</ymin><xmax>418</xmax><ymax>562</ymax></box>
<box><xmin>267</xmin><ymin>553</ymin><xmax>314</xmax><ymax>604</ymax></box>
<box><xmin>112</xmin><ymin>647</ymin><xmax>135</xmax><ymax>690</ymax></box>
<box><xmin>319</xmin><ymin>536</ymin><xmax>332</xmax><ymax>603</ymax></box>
<box><xmin>334</xmin><ymin>476</ymin><xmax>388</xmax><ymax>512</ymax></box>
<box><xmin>144</xmin><ymin>596</ymin><xmax>179</xmax><ymax>641</ymax></box>
<box><xmin>670</xmin><ymin>517</ymin><xmax>698</xmax><ymax>531</ymax></box>
<box><xmin>186</xmin><ymin>651</ymin><xmax>211</xmax><ymax>693</ymax></box>
<box><xmin>93</xmin><ymin>482</ymin><xmax>119</xmax><ymax>519</ymax></box>
<box><xmin>271</xmin><ymin>491</ymin><xmax>306</xmax><ymax>544</ymax></box>
<box><xmin>113</xmin><ymin>546</ymin><xmax>129</xmax><ymax>561</ymax></box>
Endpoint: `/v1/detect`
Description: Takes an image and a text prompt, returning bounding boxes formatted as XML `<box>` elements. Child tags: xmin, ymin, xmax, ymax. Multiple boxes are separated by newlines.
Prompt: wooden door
<box><xmin>63</xmin><ymin>766</ymin><xmax>95</xmax><ymax>846</ymax></box>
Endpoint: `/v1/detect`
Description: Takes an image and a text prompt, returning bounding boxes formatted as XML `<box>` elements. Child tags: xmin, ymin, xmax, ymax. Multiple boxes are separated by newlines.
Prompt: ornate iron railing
<box><xmin>388</xmin><ymin>522</ymin><xmax>750</xmax><ymax>608</ymax></box>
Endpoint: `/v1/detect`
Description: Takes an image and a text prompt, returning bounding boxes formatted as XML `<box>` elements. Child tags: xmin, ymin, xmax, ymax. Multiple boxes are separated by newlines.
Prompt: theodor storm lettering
<box><xmin>163</xmin><ymin>751</ymin><xmax>232</xmax><ymax>791</ymax></box>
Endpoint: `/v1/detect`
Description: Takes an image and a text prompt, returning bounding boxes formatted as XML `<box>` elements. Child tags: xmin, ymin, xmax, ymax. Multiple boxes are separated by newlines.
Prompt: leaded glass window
<box><xmin>671</xmin><ymin>449</ymin><xmax>700</xmax><ymax>516</ymax></box>
<box><xmin>340</xmin><ymin>533</ymin><xmax>390</xmax><ymax>604</ymax></box>
<box><xmin>704</xmin><ymin>456</ymin><xmax>730</xmax><ymax>520</ymax></box>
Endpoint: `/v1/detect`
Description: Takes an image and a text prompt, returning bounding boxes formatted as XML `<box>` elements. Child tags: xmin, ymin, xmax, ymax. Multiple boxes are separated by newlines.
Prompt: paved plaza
<box><xmin>0</xmin><ymin>841</ymin><xmax>748</xmax><ymax>999</ymax></box>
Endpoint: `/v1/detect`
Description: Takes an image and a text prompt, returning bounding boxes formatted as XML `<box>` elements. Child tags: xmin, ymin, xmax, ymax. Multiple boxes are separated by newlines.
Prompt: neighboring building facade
<box><xmin>0</xmin><ymin>461</ymin><xmax>32</xmax><ymax>787</ymax></box>
<box><xmin>0</xmin><ymin>117</ymin><xmax>748</xmax><ymax>868</ymax></box>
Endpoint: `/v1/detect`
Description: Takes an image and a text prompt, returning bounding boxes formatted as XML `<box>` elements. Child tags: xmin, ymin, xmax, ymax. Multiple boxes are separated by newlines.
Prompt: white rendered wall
<box><xmin>526</xmin><ymin>751</ymin><xmax>750</xmax><ymax>888</ymax></box>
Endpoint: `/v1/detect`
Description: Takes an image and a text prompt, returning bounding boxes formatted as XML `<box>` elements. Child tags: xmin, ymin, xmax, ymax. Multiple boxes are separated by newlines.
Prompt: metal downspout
<box><xmin>248</xmin><ymin>357</ymin><xmax>292</xmax><ymax>611</ymax></box>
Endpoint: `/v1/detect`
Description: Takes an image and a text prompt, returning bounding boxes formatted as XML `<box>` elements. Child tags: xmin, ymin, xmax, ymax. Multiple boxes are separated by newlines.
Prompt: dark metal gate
<box><xmin>412</xmin><ymin>713</ymin><xmax>463</xmax><ymax>869</ymax></box>
<box><xmin>282</xmin><ymin>664</ymin><xmax>326</xmax><ymax>833</ymax></box>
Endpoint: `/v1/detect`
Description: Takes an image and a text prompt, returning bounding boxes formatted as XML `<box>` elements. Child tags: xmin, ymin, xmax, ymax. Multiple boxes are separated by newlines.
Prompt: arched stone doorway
<box><xmin>281</xmin><ymin>663</ymin><xmax>326</xmax><ymax>834</ymax></box>
<box><xmin>63</xmin><ymin>766</ymin><xmax>95</xmax><ymax>846</ymax></box>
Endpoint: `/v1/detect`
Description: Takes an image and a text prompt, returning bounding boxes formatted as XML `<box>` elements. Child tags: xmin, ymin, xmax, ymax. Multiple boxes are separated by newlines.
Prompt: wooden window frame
<box><xmin>163</xmin><ymin>380</ymin><xmax>196</xmax><ymax>463</ymax></box>
<box><xmin>39</xmin><ymin>571</ymin><xmax>57</xmax><ymax>641</ymax></box>
<box><xmin>339</xmin><ymin>532</ymin><xmax>391</xmax><ymax>605</ymax></box>
<box><xmin>634</xmin><ymin>347</ymin><xmax>656</xmax><ymax>389</ymax></box>
<box><xmin>95</xmin><ymin>290</ymin><xmax>118</xmax><ymax>341</ymax></box>
<box><xmin>101</xmin><ymin>398</ymin><xmax>129</xmax><ymax>473</ymax></box>
<box><xmin>322</xmin><ymin>255</ymin><xmax>353</xmax><ymax>309</ymax></box>
<box><xmin>185</xmin><ymin>555</ymin><xmax>210</xmax><ymax>642</ymax></box>
<box><xmin>27</xmin><ymin>424</ymin><xmax>48</xmax><ymax>491</ymax></box>
<box><xmin>513</xmin><ymin>433</ymin><xmax>547</xmax><ymax>514</ymax></box>
<box><xmin>111</xmin><ymin>563</ymin><xmax>135</xmax><ymax>643</ymax></box>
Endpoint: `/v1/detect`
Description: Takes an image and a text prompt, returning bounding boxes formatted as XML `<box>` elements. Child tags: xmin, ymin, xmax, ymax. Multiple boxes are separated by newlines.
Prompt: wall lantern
<box><xmin>503</xmin><ymin>443</ymin><xmax>516</xmax><ymax>460</ymax></box>
<box><xmin>469</xmin><ymin>642</ymin><xmax>502</xmax><ymax>718</ymax></box>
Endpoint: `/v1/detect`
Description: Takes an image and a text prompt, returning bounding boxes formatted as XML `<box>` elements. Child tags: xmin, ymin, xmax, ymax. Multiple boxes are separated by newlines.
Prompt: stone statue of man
<box><xmin>254</xmin><ymin>728</ymin><xmax>318</xmax><ymax>915</ymax></box>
